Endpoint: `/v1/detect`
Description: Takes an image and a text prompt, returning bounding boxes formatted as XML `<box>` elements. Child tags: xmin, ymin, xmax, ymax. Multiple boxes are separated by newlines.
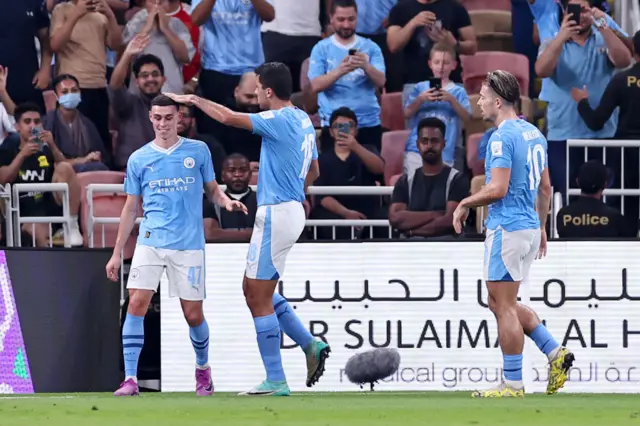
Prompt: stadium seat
<box><xmin>470</xmin><ymin>10</ymin><xmax>513</xmax><ymax>52</ymax></box>
<box><xmin>459</xmin><ymin>0</ymin><xmax>511</xmax><ymax>11</ymax></box>
<box><xmin>250</xmin><ymin>171</ymin><xmax>258</xmax><ymax>186</ymax></box>
<box><xmin>43</xmin><ymin>90</ymin><xmax>57</xmax><ymax>112</ymax></box>
<box><xmin>466</xmin><ymin>133</ymin><xmax>486</xmax><ymax>177</ymax></box>
<box><xmin>460</xmin><ymin>52</ymin><xmax>530</xmax><ymax>96</ymax></box>
<box><xmin>389</xmin><ymin>173</ymin><xmax>402</xmax><ymax>187</ymax></box>
<box><xmin>381</xmin><ymin>130</ymin><xmax>409</xmax><ymax>185</ymax></box>
<box><xmin>380</xmin><ymin>92</ymin><xmax>405</xmax><ymax>131</ymax></box>
<box><xmin>77</xmin><ymin>170</ymin><xmax>126</xmax><ymax>203</ymax></box>
<box><xmin>470</xmin><ymin>175</ymin><xmax>488</xmax><ymax>234</ymax></box>
<box><xmin>466</xmin><ymin>94</ymin><xmax>533</xmax><ymax>135</ymax></box>
<box><xmin>81</xmin><ymin>193</ymin><xmax>138</xmax><ymax>259</ymax></box>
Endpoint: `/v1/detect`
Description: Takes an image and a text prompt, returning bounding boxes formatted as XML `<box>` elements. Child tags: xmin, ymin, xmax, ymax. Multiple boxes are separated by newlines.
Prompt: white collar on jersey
<box><xmin>330</xmin><ymin>34</ymin><xmax>359</xmax><ymax>51</ymax></box>
<box><xmin>150</xmin><ymin>137</ymin><xmax>184</xmax><ymax>154</ymax></box>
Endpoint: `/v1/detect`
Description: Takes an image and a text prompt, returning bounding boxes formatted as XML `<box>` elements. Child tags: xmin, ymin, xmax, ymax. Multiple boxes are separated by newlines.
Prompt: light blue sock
<box><xmin>189</xmin><ymin>318</ymin><xmax>210</xmax><ymax>367</ymax></box>
<box><xmin>529</xmin><ymin>323</ymin><xmax>560</xmax><ymax>356</ymax></box>
<box><xmin>273</xmin><ymin>293</ymin><xmax>313</xmax><ymax>351</ymax></box>
<box><xmin>503</xmin><ymin>354</ymin><xmax>523</xmax><ymax>381</ymax></box>
<box><xmin>254</xmin><ymin>313</ymin><xmax>286</xmax><ymax>383</ymax></box>
<box><xmin>122</xmin><ymin>313</ymin><xmax>145</xmax><ymax>378</ymax></box>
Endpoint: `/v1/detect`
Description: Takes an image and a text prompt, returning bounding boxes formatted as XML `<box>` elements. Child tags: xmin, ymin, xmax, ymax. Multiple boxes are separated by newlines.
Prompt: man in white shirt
<box><xmin>261</xmin><ymin>0</ymin><xmax>326</xmax><ymax>92</ymax></box>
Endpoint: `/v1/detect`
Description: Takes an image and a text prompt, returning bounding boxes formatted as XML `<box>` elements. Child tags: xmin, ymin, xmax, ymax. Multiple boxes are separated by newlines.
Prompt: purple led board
<box><xmin>0</xmin><ymin>251</ymin><xmax>34</xmax><ymax>394</ymax></box>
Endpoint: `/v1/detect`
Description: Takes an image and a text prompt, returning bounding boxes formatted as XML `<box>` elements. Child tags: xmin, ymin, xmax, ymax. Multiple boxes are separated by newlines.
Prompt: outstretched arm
<box><xmin>204</xmin><ymin>180</ymin><xmax>248</xmax><ymax>213</ymax></box>
<box><xmin>166</xmin><ymin>93</ymin><xmax>254</xmax><ymax>131</ymax></box>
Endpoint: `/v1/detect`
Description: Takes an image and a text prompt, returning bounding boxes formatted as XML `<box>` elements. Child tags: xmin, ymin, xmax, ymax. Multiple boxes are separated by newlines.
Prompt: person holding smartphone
<box><xmin>402</xmin><ymin>43</ymin><xmax>470</xmax><ymax>175</ymax></box>
<box><xmin>309</xmin><ymin>107</ymin><xmax>386</xmax><ymax>240</ymax></box>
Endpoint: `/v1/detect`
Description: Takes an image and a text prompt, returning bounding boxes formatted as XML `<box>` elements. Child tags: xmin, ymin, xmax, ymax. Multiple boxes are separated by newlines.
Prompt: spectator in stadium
<box><xmin>206</xmin><ymin>71</ymin><xmax>262</xmax><ymax>161</ymax></box>
<box><xmin>310</xmin><ymin>107</ymin><xmax>386</xmax><ymax>240</ymax></box>
<box><xmin>0</xmin><ymin>67</ymin><xmax>16</xmax><ymax>145</ymax></box>
<box><xmin>355</xmin><ymin>0</ymin><xmax>403</xmax><ymax>92</ymax></box>
<box><xmin>403</xmin><ymin>42</ymin><xmax>470</xmax><ymax>175</ymax></box>
<box><xmin>308</xmin><ymin>0</ymin><xmax>386</xmax><ymax>152</ymax></box>
<box><xmin>261</xmin><ymin>0</ymin><xmax>323</xmax><ymax>93</ymax></box>
<box><xmin>556</xmin><ymin>161</ymin><xmax>635</xmax><ymax>238</ymax></box>
<box><xmin>108</xmin><ymin>37</ymin><xmax>159</xmax><ymax>170</ymax></box>
<box><xmin>386</xmin><ymin>0</ymin><xmax>476</xmax><ymax>94</ymax></box>
<box><xmin>162</xmin><ymin>0</ymin><xmax>201</xmax><ymax>85</ymax></box>
<box><xmin>50</xmin><ymin>0</ymin><xmax>122</xmax><ymax>158</ymax></box>
<box><xmin>42</xmin><ymin>74</ymin><xmax>109</xmax><ymax>173</ymax></box>
<box><xmin>191</xmin><ymin>0</ymin><xmax>274</xmax><ymax>132</ymax></box>
<box><xmin>389</xmin><ymin>117</ymin><xmax>469</xmax><ymax>239</ymax></box>
<box><xmin>0</xmin><ymin>103</ymin><xmax>84</xmax><ymax>247</ymax></box>
<box><xmin>0</xmin><ymin>0</ymin><xmax>53</xmax><ymax>113</ymax></box>
<box><xmin>203</xmin><ymin>153</ymin><xmax>257</xmax><ymax>242</ymax></box>
<box><xmin>123</xmin><ymin>0</ymin><xmax>196</xmax><ymax>94</ymax></box>
<box><xmin>534</xmin><ymin>2</ymin><xmax>631</xmax><ymax>200</ymax></box>
<box><xmin>177</xmin><ymin>104</ymin><xmax>226</xmax><ymax>180</ymax></box>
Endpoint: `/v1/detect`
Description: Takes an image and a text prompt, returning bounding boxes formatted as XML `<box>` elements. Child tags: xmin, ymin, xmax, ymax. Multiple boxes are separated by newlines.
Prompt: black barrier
<box><xmin>3</xmin><ymin>248</ymin><xmax>121</xmax><ymax>393</ymax></box>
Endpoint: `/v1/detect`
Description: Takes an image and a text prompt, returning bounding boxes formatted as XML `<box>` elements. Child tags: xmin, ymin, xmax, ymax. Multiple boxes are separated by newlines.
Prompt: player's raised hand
<box><xmin>106</xmin><ymin>254</ymin><xmax>121</xmax><ymax>282</ymax></box>
<box><xmin>164</xmin><ymin>92</ymin><xmax>197</xmax><ymax>105</ymax></box>
<box><xmin>452</xmin><ymin>204</ymin><xmax>469</xmax><ymax>234</ymax></box>
<box><xmin>225</xmin><ymin>200</ymin><xmax>248</xmax><ymax>214</ymax></box>
<box><xmin>126</xmin><ymin>34</ymin><xmax>151</xmax><ymax>56</ymax></box>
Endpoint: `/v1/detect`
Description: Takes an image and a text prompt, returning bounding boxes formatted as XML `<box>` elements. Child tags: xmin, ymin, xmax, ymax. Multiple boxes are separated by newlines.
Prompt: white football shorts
<box><xmin>127</xmin><ymin>245</ymin><xmax>206</xmax><ymax>301</ymax></box>
<box><xmin>245</xmin><ymin>201</ymin><xmax>306</xmax><ymax>281</ymax></box>
<box><xmin>483</xmin><ymin>226</ymin><xmax>541</xmax><ymax>283</ymax></box>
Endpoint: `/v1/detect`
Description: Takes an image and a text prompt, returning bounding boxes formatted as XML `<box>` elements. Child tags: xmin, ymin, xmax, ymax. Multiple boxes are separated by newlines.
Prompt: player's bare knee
<box><xmin>127</xmin><ymin>290</ymin><xmax>152</xmax><ymax>316</ymax></box>
<box><xmin>181</xmin><ymin>301</ymin><xmax>204</xmax><ymax>327</ymax></box>
<box><xmin>53</xmin><ymin>161</ymin><xmax>75</xmax><ymax>180</ymax></box>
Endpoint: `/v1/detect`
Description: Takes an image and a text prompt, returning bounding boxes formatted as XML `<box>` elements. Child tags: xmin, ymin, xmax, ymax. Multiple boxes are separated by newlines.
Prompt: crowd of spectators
<box><xmin>0</xmin><ymin>0</ymin><xmax>638</xmax><ymax>247</ymax></box>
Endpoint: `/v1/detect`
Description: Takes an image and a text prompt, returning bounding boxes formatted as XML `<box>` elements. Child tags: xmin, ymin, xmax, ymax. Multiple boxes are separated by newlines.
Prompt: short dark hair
<box><xmin>331</xmin><ymin>0</ymin><xmax>357</xmax><ymax>13</ymax></box>
<box><xmin>150</xmin><ymin>94</ymin><xmax>179</xmax><ymax>109</ymax></box>
<box><xmin>255</xmin><ymin>62</ymin><xmax>293</xmax><ymax>101</ymax></box>
<box><xmin>224</xmin><ymin>153</ymin><xmax>250</xmax><ymax>168</ymax></box>
<box><xmin>578</xmin><ymin>160</ymin><xmax>608</xmax><ymax>194</ymax></box>
<box><xmin>417</xmin><ymin>117</ymin><xmax>446</xmax><ymax>138</ymax></box>
<box><xmin>329</xmin><ymin>107</ymin><xmax>358</xmax><ymax>127</ymax></box>
<box><xmin>178</xmin><ymin>104</ymin><xmax>196</xmax><ymax>117</ymax></box>
<box><xmin>133</xmin><ymin>54</ymin><xmax>164</xmax><ymax>78</ymax></box>
<box><xmin>484</xmin><ymin>70</ymin><xmax>520</xmax><ymax>104</ymax></box>
<box><xmin>14</xmin><ymin>103</ymin><xmax>41</xmax><ymax>122</ymax></box>
<box><xmin>634</xmin><ymin>29</ymin><xmax>640</xmax><ymax>57</ymax></box>
<box><xmin>52</xmin><ymin>74</ymin><xmax>80</xmax><ymax>90</ymax></box>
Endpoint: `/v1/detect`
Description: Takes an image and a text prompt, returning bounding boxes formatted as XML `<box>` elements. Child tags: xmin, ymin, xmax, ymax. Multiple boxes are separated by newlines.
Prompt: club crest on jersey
<box><xmin>491</xmin><ymin>141</ymin><xmax>503</xmax><ymax>157</ymax></box>
<box><xmin>184</xmin><ymin>157</ymin><xmax>195</xmax><ymax>169</ymax></box>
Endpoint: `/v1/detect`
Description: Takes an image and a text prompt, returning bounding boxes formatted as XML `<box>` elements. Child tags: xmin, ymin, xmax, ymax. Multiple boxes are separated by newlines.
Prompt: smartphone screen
<box><xmin>336</xmin><ymin>122</ymin><xmax>352</xmax><ymax>134</ymax></box>
<box><xmin>348</xmin><ymin>49</ymin><xmax>357</xmax><ymax>56</ymax></box>
<box><xmin>429</xmin><ymin>78</ymin><xmax>442</xmax><ymax>90</ymax></box>
<box><xmin>567</xmin><ymin>4</ymin><xmax>581</xmax><ymax>24</ymax></box>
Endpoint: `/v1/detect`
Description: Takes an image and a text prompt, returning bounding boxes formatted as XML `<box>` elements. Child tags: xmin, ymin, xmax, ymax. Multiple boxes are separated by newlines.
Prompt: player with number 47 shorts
<box><xmin>166</xmin><ymin>62</ymin><xmax>331</xmax><ymax>397</ymax></box>
<box><xmin>105</xmin><ymin>94</ymin><xmax>247</xmax><ymax>397</ymax></box>
<box><xmin>453</xmin><ymin>70</ymin><xmax>574</xmax><ymax>398</ymax></box>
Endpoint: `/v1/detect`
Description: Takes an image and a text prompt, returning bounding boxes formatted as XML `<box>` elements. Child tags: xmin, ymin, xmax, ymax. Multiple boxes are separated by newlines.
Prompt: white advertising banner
<box><xmin>160</xmin><ymin>241</ymin><xmax>640</xmax><ymax>393</ymax></box>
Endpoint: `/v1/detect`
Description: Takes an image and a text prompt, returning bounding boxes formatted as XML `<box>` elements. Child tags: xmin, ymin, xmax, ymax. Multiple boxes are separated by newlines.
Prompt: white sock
<box><xmin>548</xmin><ymin>346</ymin><xmax>561</xmax><ymax>361</ymax></box>
<box><xmin>505</xmin><ymin>379</ymin><xmax>524</xmax><ymax>389</ymax></box>
<box><xmin>125</xmin><ymin>376</ymin><xmax>138</xmax><ymax>384</ymax></box>
<box><xmin>70</xmin><ymin>216</ymin><xmax>80</xmax><ymax>230</ymax></box>
<box><xmin>196</xmin><ymin>363</ymin><xmax>210</xmax><ymax>370</ymax></box>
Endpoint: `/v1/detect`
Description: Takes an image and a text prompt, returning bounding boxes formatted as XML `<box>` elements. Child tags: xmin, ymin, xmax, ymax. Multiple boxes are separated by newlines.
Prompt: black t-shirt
<box><xmin>388</xmin><ymin>0</ymin><xmax>471</xmax><ymax>84</ymax></box>
<box><xmin>206</xmin><ymin>101</ymin><xmax>262</xmax><ymax>162</ymax></box>
<box><xmin>316</xmin><ymin>145</ymin><xmax>383</xmax><ymax>216</ymax></box>
<box><xmin>203</xmin><ymin>190</ymin><xmax>258</xmax><ymax>230</ymax></box>
<box><xmin>192</xmin><ymin>132</ymin><xmax>227</xmax><ymax>183</ymax></box>
<box><xmin>391</xmin><ymin>166</ymin><xmax>469</xmax><ymax>211</ymax></box>
<box><xmin>0</xmin><ymin>134</ymin><xmax>56</xmax><ymax>211</ymax></box>
<box><xmin>556</xmin><ymin>197</ymin><xmax>634</xmax><ymax>238</ymax></box>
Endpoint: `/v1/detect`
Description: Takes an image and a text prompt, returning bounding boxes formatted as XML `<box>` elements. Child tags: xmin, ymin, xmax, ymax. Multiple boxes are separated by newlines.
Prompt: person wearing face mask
<box><xmin>389</xmin><ymin>117</ymin><xmax>469</xmax><ymax>239</ymax></box>
<box><xmin>43</xmin><ymin>74</ymin><xmax>108</xmax><ymax>172</ymax></box>
<box><xmin>203</xmin><ymin>71</ymin><xmax>263</xmax><ymax>161</ymax></box>
<box><xmin>108</xmin><ymin>36</ymin><xmax>164</xmax><ymax>170</ymax></box>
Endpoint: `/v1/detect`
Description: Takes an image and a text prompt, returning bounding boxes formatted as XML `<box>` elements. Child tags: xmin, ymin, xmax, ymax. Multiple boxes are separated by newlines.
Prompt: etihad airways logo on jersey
<box><xmin>149</xmin><ymin>177</ymin><xmax>196</xmax><ymax>193</ymax></box>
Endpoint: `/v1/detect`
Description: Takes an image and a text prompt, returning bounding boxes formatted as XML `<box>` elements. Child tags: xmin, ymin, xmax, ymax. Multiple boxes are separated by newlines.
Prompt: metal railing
<box><xmin>9</xmin><ymin>183</ymin><xmax>71</xmax><ymax>248</ymax></box>
<box><xmin>566</xmin><ymin>140</ymin><xmax>640</xmax><ymax>220</ymax></box>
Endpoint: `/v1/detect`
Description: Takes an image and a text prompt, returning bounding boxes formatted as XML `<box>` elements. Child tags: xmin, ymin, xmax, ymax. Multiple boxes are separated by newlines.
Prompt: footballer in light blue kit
<box><xmin>105</xmin><ymin>95</ymin><xmax>247</xmax><ymax>398</ymax></box>
<box><xmin>166</xmin><ymin>62</ymin><xmax>331</xmax><ymax>397</ymax></box>
<box><xmin>453</xmin><ymin>71</ymin><xmax>574</xmax><ymax>398</ymax></box>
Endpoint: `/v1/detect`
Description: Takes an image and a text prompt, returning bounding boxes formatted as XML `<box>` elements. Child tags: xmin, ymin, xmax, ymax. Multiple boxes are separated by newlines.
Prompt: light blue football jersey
<box><xmin>125</xmin><ymin>138</ymin><xmax>215</xmax><ymax>250</ymax></box>
<box><xmin>249</xmin><ymin>107</ymin><xmax>318</xmax><ymax>206</ymax></box>
<box><xmin>484</xmin><ymin>119</ymin><xmax>547</xmax><ymax>232</ymax></box>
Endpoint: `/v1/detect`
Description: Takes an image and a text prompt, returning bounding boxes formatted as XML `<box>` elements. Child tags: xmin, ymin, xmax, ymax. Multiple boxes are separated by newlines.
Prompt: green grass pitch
<box><xmin>1</xmin><ymin>392</ymin><xmax>640</xmax><ymax>426</ymax></box>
